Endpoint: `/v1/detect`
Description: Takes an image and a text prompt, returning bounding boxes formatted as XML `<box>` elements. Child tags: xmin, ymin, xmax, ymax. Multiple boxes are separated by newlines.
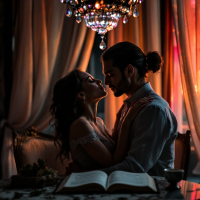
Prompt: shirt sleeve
<box><xmin>100</xmin><ymin>105</ymin><xmax>174</xmax><ymax>175</ymax></box>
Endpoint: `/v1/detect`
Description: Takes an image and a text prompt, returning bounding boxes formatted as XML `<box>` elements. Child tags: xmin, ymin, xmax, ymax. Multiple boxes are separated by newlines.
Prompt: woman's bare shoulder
<box><xmin>69</xmin><ymin>117</ymin><xmax>94</xmax><ymax>140</ymax></box>
<box><xmin>96</xmin><ymin>117</ymin><xmax>104</xmax><ymax>126</ymax></box>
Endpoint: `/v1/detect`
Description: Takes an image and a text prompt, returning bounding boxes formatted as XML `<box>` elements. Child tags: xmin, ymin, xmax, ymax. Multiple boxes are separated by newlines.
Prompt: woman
<box><xmin>50</xmin><ymin>69</ymin><xmax>152</xmax><ymax>170</ymax></box>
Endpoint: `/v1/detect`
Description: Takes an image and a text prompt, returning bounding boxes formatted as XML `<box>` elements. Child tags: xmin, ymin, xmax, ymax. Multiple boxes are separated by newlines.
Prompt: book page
<box><xmin>148</xmin><ymin>175</ymin><xmax>157</xmax><ymax>191</ymax></box>
<box><xmin>107</xmin><ymin>171</ymin><xmax>149</xmax><ymax>189</ymax></box>
<box><xmin>64</xmin><ymin>171</ymin><xmax>108</xmax><ymax>189</ymax></box>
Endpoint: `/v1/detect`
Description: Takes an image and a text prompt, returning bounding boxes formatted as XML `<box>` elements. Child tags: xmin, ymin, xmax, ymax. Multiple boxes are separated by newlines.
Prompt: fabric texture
<box><xmin>70</xmin><ymin>125</ymin><xmax>115</xmax><ymax>170</ymax></box>
<box><xmin>70</xmin><ymin>132</ymin><xmax>100</xmax><ymax>152</ymax></box>
<box><xmin>1</xmin><ymin>0</ymin><xmax>95</xmax><ymax>179</ymax></box>
<box><xmin>20</xmin><ymin>138</ymin><xmax>69</xmax><ymax>174</ymax></box>
<box><xmin>101</xmin><ymin>83</ymin><xmax>178</xmax><ymax>176</ymax></box>
<box><xmin>162</xmin><ymin>0</ymin><xmax>183</xmax><ymax>133</ymax></box>
<box><xmin>171</xmin><ymin>0</ymin><xmax>200</xmax><ymax>171</ymax></box>
<box><xmin>105</xmin><ymin>0</ymin><xmax>162</xmax><ymax>131</ymax></box>
<box><xmin>162</xmin><ymin>0</ymin><xmax>174</xmax><ymax>108</ymax></box>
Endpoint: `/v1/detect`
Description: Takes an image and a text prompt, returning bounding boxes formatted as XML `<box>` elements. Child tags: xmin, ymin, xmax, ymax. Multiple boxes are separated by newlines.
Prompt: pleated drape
<box><xmin>1</xmin><ymin>0</ymin><xmax>95</xmax><ymax>179</ymax></box>
<box><xmin>162</xmin><ymin>0</ymin><xmax>174</xmax><ymax>108</ymax></box>
<box><xmin>162</xmin><ymin>0</ymin><xmax>183</xmax><ymax>133</ymax></box>
<box><xmin>171</xmin><ymin>0</ymin><xmax>200</xmax><ymax>173</ymax></box>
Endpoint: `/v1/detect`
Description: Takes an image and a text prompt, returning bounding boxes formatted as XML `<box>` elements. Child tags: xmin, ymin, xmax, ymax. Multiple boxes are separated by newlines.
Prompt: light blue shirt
<box><xmin>101</xmin><ymin>82</ymin><xmax>178</xmax><ymax>176</ymax></box>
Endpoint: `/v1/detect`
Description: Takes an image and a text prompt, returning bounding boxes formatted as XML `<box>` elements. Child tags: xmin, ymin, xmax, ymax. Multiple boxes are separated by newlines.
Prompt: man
<box><xmin>99</xmin><ymin>42</ymin><xmax>177</xmax><ymax>176</ymax></box>
<box><xmin>66</xmin><ymin>42</ymin><xmax>177</xmax><ymax>177</ymax></box>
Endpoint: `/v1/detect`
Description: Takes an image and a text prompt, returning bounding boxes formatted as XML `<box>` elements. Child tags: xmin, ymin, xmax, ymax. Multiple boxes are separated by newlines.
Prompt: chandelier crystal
<box><xmin>60</xmin><ymin>0</ymin><xmax>143</xmax><ymax>50</ymax></box>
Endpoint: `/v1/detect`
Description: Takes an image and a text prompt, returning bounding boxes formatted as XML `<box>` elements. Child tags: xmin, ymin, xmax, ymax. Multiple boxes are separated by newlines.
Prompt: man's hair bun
<box><xmin>146</xmin><ymin>51</ymin><xmax>163</xmax><ymax>73</ymax></box>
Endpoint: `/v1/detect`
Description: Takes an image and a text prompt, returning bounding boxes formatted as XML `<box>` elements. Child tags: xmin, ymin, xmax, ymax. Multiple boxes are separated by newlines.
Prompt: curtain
<box><xmin>1</xmin><ymin>0</ymin><xmax>95</xmax><ymax>179</ymax></box>
<box><xmin>171</xmin><ymin>0</ymin><xmax>200</xmax><ymax>172</ymax></box>
<box><xmin>162</xmin><ymin>0</ymin><xmax>183</xmax><ymax>133</ymax></box>
<box><xmin>105</xmin><ymin>0</ymin><xmax>162</xmax><ymax>131</ymax></box>
<box><xmin>172</xmin><ymin>33</ymin><xmax>183</xmax><ymax>133</ymax></box>
<box><xmin>162</xmin><ymin>0</ymin><xmax>173</xmax><ymax>108</ymax></box>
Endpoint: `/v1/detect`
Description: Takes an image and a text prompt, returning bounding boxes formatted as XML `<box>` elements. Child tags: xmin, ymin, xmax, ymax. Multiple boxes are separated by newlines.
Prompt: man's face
<box><xmin>102</xmin><ymin>59</ymin><xmax>129</xmax><ymax>97</ymax></box>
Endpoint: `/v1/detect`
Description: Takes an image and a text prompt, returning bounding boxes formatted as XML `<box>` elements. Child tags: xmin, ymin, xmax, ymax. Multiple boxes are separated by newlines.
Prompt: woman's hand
<box><xmin>123</xmin><ymin>96</ymin><xmax>153</xmax><ymax>125</ymax></box>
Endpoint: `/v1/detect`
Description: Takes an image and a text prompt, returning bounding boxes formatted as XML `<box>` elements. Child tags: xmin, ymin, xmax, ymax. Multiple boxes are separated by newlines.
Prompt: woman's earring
<box><xmin>83</xmin><ymin>97</ymin><xmax>86</xmax><ymax>104</ymax></box>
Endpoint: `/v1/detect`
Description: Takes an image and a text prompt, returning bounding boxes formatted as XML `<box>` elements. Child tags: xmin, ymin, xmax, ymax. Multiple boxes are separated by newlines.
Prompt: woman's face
<box><xmin>79</xmin><ymin>71</ymin><xmax>107</xmax><ymax>102</ymax></box>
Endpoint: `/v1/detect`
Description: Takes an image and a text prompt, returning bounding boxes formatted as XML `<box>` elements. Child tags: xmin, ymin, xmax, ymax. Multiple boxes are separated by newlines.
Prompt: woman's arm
<box><xmin>71</xmin><ymin>97</ymin><xmax>152</xmax><ymax>168</ymax></box>
<box><xmin>70</xmin><ymin>118</ymin><xmax>114</xmax><ymax>167</ymax></box>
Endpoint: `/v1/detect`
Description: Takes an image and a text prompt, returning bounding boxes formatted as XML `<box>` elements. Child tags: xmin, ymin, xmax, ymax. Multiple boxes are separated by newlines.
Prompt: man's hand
<box><xmin>65</xmin><ymin>160</ymin><xmax>82</xmax><ymax>175</ymax></box>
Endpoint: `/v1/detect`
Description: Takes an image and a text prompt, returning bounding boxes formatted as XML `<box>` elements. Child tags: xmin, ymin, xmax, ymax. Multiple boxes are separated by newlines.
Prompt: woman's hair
<box><xmin>50</xmin><ymin>69</ymin><xmax>83</xmax><ymax>163</ymax></box>
<box><xmin>101</xmin><ymin>41</ymin><xmax>163</xmax><ymax>79</ymax></box>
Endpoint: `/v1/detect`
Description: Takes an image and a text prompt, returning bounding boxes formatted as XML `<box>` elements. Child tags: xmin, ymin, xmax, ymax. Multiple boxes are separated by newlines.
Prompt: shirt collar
<box><xmin>124</xmin><ymin>82</ymin><xmax>154</xmax><ymax>106</ymax></box>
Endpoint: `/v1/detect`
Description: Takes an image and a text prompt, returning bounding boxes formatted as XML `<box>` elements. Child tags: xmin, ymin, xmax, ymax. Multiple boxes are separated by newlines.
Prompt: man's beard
<box><xmin>112</xmin><ymin>78</ymin><xmax>129</xmax><ymax>97</ymax></box>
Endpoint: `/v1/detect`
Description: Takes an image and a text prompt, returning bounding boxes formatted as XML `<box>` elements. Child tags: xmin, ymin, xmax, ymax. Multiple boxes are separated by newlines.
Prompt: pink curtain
<box><xmin>162</xmin><ymin>0</ymin><xmax>183</xmax><ymax>134</ymax></box>
<box><xmin>172</xmin><ymin>33</ymin><xmax>183</xmax><ymax>133</ymax></box>
<box><xmin>105</xmin><ymin>0</ymin><xmax>162</xmax><ymax>131</ymax></box>
<box><xmin>1</xmin><ymin>0</ymin><xmax>95</xmax><ymax>179</ymax></box>
<box><xmin>171</xmin><ymin>0</ymin><xmax>200</xmax><ymax>172</ymax></box>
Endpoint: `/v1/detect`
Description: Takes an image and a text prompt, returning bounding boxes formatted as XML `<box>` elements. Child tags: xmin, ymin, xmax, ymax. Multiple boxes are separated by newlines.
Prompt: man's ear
<box><xmin>124</xmin><ymin>64</ymin><xmax>134</xmax><ymax>78</ymax></box>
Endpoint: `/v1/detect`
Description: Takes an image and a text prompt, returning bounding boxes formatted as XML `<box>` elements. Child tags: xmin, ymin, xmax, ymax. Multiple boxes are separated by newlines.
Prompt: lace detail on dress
<box><xmin>69</xmin><ymin>121</ymin><xmax>116</xmax><ymax>169</ymax></box>
<box><xmin>70</xmin><ymin>132</ymin><xmax>99</xmax><ymax>151</ymax></box>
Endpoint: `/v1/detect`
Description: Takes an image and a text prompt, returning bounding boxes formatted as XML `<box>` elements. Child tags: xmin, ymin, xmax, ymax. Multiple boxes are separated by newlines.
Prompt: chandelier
<box><xmin>60</xmin><ymin>0</ymin><xmax>143</xmax><ymax>50</ymax></box>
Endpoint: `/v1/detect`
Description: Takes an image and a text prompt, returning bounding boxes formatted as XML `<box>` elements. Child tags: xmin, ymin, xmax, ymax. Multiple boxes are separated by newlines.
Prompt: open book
<box><xmin>55</xmin><ymin>170</ymin><xmax>159</xmax><ymax>193</ymax></box>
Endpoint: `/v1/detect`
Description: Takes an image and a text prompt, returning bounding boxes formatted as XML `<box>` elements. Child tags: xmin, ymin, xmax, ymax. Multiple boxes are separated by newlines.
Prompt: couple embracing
<box><xmin>50</xmin><ymin>42</ymin><xmax>177</xmax><ymax>177</ymax></box>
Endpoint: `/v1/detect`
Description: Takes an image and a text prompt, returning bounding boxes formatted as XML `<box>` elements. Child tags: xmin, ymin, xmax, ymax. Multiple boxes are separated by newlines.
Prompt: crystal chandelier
<box><xmin>60</xmin><ymin>0</ymin><xmax>143</xmax><ymax>50</ymax></box>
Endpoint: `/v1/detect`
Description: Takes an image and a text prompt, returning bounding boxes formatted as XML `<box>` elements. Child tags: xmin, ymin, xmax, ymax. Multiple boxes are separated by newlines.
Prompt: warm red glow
<box><xmin>195</xmin><ymin>85</ymin><xmax>197</xmax><ymax>93</ymax></box>
<box><xmin>196</xmin><ymin>183</ymin><xmax>200</xmax><ymax>199</ymax></box>
<box><xmin>191</xmin><ymin>184</ymin><xmax>197</xmax><ymax>200</ymax></box>
<box><xmin>198</xmin><ymin>70</ymin><xmax>200</xmax><ymax>95</ymax></box>
<box><xmin>172</xmin><ymin>31</ymin><xmax>183</xmax><ymax>132</ymax></box>
<box><xmin>95</xmin><ymin>1</ymin><xmax>100</xmax><ymax>9</ymax></box>
<box><xmin>191</xmin><ymin>0</ymin><xmax>195</xmax><ymax>8</ymax></box>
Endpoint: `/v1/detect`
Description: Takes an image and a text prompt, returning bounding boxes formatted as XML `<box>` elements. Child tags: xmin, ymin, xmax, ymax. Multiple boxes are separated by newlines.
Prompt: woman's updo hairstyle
<box><xmin>50</xmin><ymin>69</ymin><xmax>83</xmax><ymax>163</ymax></box>
<box><xmin>101</xmin><ymin>41</ymin><xmax>163</xmax><ymax>79</ymax></box>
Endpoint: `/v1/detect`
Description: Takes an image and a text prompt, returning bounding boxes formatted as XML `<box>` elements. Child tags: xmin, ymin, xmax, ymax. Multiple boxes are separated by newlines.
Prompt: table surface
<box><xmin>0</xmin><ymin>176</ymin><xmax>200</xmax><ymax>200</ymax></box>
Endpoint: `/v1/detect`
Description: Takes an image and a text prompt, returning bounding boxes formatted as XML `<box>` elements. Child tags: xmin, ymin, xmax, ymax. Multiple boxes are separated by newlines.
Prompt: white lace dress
<box><xmin>69</xmin><ymin>124</ymin><xmax>115</xmax><ymax>170</ymax></box>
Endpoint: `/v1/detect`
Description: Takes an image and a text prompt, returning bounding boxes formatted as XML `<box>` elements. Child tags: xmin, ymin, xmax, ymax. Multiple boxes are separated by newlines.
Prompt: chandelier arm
<box><xmin>61</xmin><ymin>0</ymin><xmax>143</xmax><ymax>50</ymax></box>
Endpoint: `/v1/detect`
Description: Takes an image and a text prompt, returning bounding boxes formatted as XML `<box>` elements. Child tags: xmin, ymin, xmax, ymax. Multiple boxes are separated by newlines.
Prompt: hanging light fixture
<box><xmin>60</xmin><ymin>0</ymin><xmax>143</xmax><ymax>50</ymax></box>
